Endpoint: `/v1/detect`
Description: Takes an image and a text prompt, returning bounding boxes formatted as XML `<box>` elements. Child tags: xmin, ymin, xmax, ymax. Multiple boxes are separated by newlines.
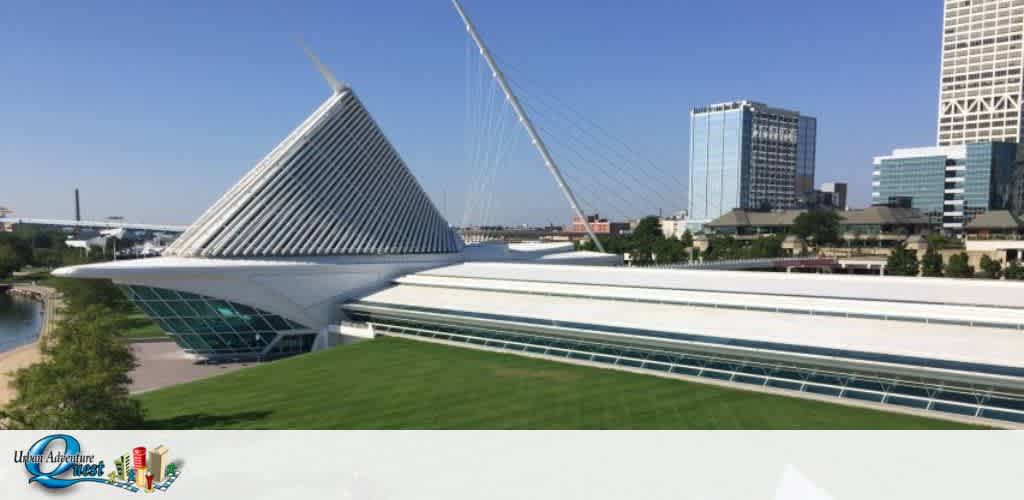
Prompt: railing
<box><xmin>652</xmin><ymin>257</ymin><xmax>837</xmax><ymax>270</ymax></box>
<box><xmin>966</xmin><ymin>234</ymin><xmax>1024</xmax><ymax>241</ymax></box>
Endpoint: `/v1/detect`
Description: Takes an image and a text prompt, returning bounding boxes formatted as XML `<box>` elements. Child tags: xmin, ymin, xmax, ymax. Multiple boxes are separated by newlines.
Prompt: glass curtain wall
<box><xmin>120</xmin><ymin>285</ymin><xmax>317</xmax><ymax>358</ymax></box>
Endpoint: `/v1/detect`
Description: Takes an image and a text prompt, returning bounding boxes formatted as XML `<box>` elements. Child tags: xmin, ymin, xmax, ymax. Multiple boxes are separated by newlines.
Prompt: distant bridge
<box><xmin>0</xmin><ymin>217</ymin><xmax>188</xmax><ymax>233</ymax></box>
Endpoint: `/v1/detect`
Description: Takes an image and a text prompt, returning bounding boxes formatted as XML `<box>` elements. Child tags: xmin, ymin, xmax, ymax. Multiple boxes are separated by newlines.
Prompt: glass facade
<box><xmin>873</xmin><ymin>142</ymin><xmax>1016</xmax><ymax>230</ymax></box>
<box><xmin>688</xmin><ymin>106</ymin><xmax>747</xmax><ymax>223</ymax></box>
<box><xmin>119</xmin><ymin>285</ymin><xmax>317</xmax><ymax>358</ymax></box>
<box><xmin>688</xmin><ymin>101</ymin><xmax>816</xmax><ymax>226</ymax></box>
<box><xmin>964</xmin><ymin>142</ymin><xmax>1016</xmax><ymax>216</ymax></box>
<box><xmin>795</xmin><ymin>116</ymin><xmax>817</xmax><ymax>196</ymax></box>
<box><xmin>874</xmin><ymin>155</ymin><xmax>949</xmax><ymax>222</ymax></box>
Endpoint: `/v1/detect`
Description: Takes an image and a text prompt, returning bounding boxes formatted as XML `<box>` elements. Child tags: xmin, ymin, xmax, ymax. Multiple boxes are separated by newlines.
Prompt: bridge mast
<box><xmin>452</xmin><ymin>0</ymin><xmax>606</xmax><ymax>253</ymax></box>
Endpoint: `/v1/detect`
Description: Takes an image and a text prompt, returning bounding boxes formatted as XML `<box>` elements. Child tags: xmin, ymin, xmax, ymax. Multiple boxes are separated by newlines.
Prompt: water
<box><xmin>0</xmin><ymin>292</ymin><xmax>43</xmax><ymax>353</ymax></box>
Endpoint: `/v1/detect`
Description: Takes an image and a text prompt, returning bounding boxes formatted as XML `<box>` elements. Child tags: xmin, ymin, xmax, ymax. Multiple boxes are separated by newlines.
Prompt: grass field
<box><xmin>138</xmin><ymin>337</ymin><xmax>980</xmax><ymax>429</ymax></box>
<box><xmin>119</xmin><ymin>312</ymin><xmax>165</xmax><ymax>339</ymax></box>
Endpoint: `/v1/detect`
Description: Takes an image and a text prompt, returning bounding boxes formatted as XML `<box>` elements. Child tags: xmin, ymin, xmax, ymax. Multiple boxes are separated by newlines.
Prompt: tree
<box><xmin>628</xmin><ymin>216</ymin><xmax>663</xmax><ymax>266</ymax></box>
<box><xmin>653</xmin><ymin>237</ymin><xmax>688</xmax><ymax>265</ymax></box>
<box><xmin>920</xmin><ymin>245</ymin><xmax>944</xmax><ymax>277</ymax></box>
<box><xmin>0</xmin><ymin>244</ymin><xmax>19</xmax><ymax>279</ymax></box>
<box><xmin>0</xmin><ymin>305</ymin><xmax>144</xmax><ymax>429</ymax></box>
<box><xmin>926</xmin><ymin>233</ymin><xmax>964</xmax><ymax>251</ymax></box>
<box><xmin>631</xmin><ymin>216</ymin><xmax>663</xmax><ymax>241</ymax></box>
<box><xmin>945</xmin><ymin>252</ymin><xmax>975</xmax><ymax>278</ymax></box>
<box><xmin>792</xmin><ymin>209</ymin><xmax>842</xmax><ymax>246</ymax></box>
<box><xmin>52</xmin><ymin>278</ymin><xmax>131</xmax><ymax>313</ymax></box>
<box><xmin>0</xmin><ymin>233</ymin><xmax>32</xmax><ymax>269</ymax></box>
<box><xmin>748</xmin><ymin>235</ymin><xmax>783</xmax><ymax>259</ymax></box>
<box><xmin>979</xmin><ymin>255</ymin><xmax>1002</xmax><ymax>279</ymax></box>
<box><xmin>885</xmin><ymin>242</ymin><xmax>920</xmax><ymax>276</ymax></box>
<box><xmin>679</xmin><ymin>230</ymin><xmax>693</xmax><ymax>248</ymax></box>
<box><xmin>1005</xmin><ymin>260</ymin><xmax>1024</xmax><ymax>280</ymax></box>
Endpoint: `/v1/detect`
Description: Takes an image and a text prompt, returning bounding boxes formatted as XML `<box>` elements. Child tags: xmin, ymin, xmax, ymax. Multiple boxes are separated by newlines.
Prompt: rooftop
<box><xmin>966</xmin><ymin>211</ymin><xmax>1024</xmax><ymax>230</ymax></box>
<box><xmin>348</xmin><ymin>262</ymin><xmax>1024</xmax><ymax>386</ymax></box>
<box><xmin>873</xmin><ymin>145</ymin><xmax>967</xmax><ymax>164</ymax></box>
<box><xmin>704</xmin><ymin>209</ymin><xmax>803</xmax><ymax>228</ymax></box>
<box><xmin>705</xmin><ymin>206</ymin><xmax>930</xmax><ymax>229</ymax></box>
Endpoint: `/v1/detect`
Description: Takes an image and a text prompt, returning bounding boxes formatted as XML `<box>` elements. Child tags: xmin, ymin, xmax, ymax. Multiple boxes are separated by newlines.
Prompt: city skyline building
<box><xmin>872</xmin><ymin>142</ymin><xmax>1016</xmax><ymax>232</ymax></box>
<box><xmin>818</xmin><ymin>182</ymin><xmax>848</xmax><ymax>210</ymax></box>
<box><xmin>687</xmin><ymin>100</ymin><xmax>816</xmax><ymax>229</ymax></box>
<box><xmin>937</xmin><ymin>0</ymin><xmax>1024</xmax><ymax>146</ymax></box>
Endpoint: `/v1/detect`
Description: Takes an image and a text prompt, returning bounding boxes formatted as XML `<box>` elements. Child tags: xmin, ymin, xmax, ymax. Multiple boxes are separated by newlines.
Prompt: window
<box><xmin>119</xmin><ymin>285</ymin><xmax>311</xmax><ymax>358</ymax></box>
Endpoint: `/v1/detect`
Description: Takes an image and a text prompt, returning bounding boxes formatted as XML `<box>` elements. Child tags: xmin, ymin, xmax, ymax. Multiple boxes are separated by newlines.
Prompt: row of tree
<box><xmin>579</xmin><ymin>215</ymin><xmax>800</xmax><ymax>266</ymax></box>
<box><xmin>1</xmin><ymin>278</ymin><xmax>144</xmax><ymax>429</ymax></box>
<box><xmin>577</xmin><ymin>216</ymin><xmax>694</xmax><ymax>266</ymax></box>
<box><xmin>886</xmin><ymin>243</ymin><xmax>1018</xmax><ymax>279</ymax></box>
<box><xmin>0</xmin><ymin>228</ymin><xmax>105</xmax><ymax>280</ymax></box>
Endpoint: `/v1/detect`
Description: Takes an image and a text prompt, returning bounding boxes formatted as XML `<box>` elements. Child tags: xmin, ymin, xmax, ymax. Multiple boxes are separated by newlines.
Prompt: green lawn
<box><xmin>118</xmin><ymin>312</ymin><xmax>165</xmax><ymax>340</ymax></box>
<box><xmin>138</xmin><ymin>337</ymin><xmax>980</xmax><ymax>429</ymax></box>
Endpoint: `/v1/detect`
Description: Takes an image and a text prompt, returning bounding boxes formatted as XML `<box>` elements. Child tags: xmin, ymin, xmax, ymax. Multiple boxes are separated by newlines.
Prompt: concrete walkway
<box><xmin>0</xmin><ymin>284</ymin><xmax>60</xmax><ymax>407</ymax></box>
<box><xmin>130</xmin><ymin>342</ymin><xmax>252</xmax><ymax>394</ymax></box>
<box><xmin>0</xmin><ymin>285</ymin><xmax>252</xmax><ymax>403</ymax></box>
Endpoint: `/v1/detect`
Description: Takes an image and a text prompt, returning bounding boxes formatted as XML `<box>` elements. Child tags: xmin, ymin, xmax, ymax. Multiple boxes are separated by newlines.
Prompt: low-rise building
<box><xmin>703</xmin><ymin>210</ymin><xmax>803</xmax><ymax>237</ymax></box>
<box><xmin>0</xmin><ymin>207</ymin><xmax>13</xmax><ymax>232</ymax></box>
<box><xmin>704</xmin><ymin>207</ymin><xmax>931</xmax><ymax>245</ymax></box>
<box><xmin>965</xmin><ymin>210</ymin><xmax>1024</xmax><ymax>262</ymax></box>
<box><xmin>565</xmin><ymin>214</ymin><xmax>629</xmax><ymax>235</ymax></box>
<box><xmin>658</xmin><ymin>216</ymin><xmax>688</xmax><ymax>239</ymax></box>
<box><xmin>839</xmin><ymin>206</ymin><xmax>932</xmax><ymax>243</ymax></box>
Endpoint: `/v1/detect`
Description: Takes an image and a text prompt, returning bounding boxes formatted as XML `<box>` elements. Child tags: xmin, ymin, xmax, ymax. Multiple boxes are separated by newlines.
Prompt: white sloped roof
<box><xmin>165</xmin><ymin>88</ymin><xmax>462</xmax><ymax>257</ymax></box>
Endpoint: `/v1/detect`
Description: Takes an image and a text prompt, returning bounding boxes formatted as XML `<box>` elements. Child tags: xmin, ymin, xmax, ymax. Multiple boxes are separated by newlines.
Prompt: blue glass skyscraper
<box><xmin>687</xmin><ymin>101</ymin><xmax>817</xmax><ymax>228</ymax></box>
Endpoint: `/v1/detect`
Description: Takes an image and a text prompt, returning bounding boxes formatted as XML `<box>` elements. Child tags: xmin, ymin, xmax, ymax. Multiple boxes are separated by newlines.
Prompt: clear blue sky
<box><xmin>1</xmin><ymin>0</ymin><xmax>943</xmax><ymax>225</ymax></box>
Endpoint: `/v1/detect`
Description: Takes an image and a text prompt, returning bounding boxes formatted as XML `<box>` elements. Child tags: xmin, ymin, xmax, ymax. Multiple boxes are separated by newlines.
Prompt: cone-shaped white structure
<box><xmin>166</xmin><ymin>88</ymin><xmax>462</xmax><ymax>257</ymax></box>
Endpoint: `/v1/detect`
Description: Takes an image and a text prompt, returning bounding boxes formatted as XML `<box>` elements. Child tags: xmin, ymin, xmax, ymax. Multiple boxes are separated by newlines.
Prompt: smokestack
<box><xmin>74</xmin><ymin>189</ymin><xmax>80</xmax><ymax>221</ymax></box>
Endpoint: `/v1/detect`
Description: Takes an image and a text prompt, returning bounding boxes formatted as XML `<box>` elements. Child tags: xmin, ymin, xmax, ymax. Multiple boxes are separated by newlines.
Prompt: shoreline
<box><xmin>0</xmin><ymin>285</ymin><xmax>60</xmax><ymax>407</ymax></box>
<box><xmin>0</xmin><ymin>290</ymin><xmax>44</xmax><ymax>352</ymax></box>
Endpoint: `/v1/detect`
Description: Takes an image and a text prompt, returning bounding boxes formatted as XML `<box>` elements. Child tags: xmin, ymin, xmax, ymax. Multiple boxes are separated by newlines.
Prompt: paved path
<box><xmin>0</xmin><ymin>284</ymin><xmax>60</xmax><ymax>407</ymax></box>
<box><xmin>130</xmin><ymin>342</ymin><xmax>252</xmax><ymax>394</ymax></box>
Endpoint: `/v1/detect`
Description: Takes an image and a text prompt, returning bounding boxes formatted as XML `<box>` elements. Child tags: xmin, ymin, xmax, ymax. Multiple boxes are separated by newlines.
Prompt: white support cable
<box><xmin>452</xmin><ymin>0</ymin><xmax>605</xmax><ymax>252</ymax></box>
<box><xmin>478</xmin><ymin>80</ymin><xmax>512</xmax><ymax>237</ymax></box>
<box><xmin>501</xmin><ymin>65</ymin><xmax>687</xmax><ymax>187</ymax></box>
<box><xmin>535</xmin><ymin>121</ymin><xmax>657</xmax><ymax>217</ymax></box>
<box><xmin>519</xmin><ymin>96</ymin><xmax>680</xmax><ymax>211</ymax></box>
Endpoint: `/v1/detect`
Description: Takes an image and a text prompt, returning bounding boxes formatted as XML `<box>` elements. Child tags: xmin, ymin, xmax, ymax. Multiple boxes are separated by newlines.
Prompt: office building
<box><xmin>938</xmin><ymin>0</ymin><xmax>1024</xmax><ymax>146</ymax></box>
<box><xmin>872</xmin><ymin>143</ymin><xmax>1016</xmax><ymax>231</ymax></box>
<box><xmin>688</xmin><ymin>101</ymin><xmax>816</xmax><ymax>228</ymax></box>
<box><xmin>819</xmin><ymin>182</ymin><xmax>848</xmax><ymax>210</ymax></box>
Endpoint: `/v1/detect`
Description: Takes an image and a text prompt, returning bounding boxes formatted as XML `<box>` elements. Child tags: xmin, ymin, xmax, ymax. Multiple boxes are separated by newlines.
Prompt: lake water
<box><xmin>0</xmin><ymin>292</ymin><xmax>43</xmax><ymax>353</ymax></box>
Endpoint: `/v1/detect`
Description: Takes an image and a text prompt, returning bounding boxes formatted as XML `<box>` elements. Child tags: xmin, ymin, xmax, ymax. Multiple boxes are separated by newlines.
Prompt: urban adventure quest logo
<box><xmin>13</xmin><ymin>434</ymin><xmax>182</xmax><ymax>493</ymax></box>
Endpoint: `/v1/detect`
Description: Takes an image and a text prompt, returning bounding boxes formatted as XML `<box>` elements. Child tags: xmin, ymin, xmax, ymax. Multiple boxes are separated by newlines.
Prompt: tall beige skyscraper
<box><xmin>149</xmin><ymin>445</ymin><xmax>169</xmax><ymax>483</ymax></box>
<box><xmin>938</xmin><ymin>0</ymin><xmax>1024</xmax><ymax>146</ymax></box>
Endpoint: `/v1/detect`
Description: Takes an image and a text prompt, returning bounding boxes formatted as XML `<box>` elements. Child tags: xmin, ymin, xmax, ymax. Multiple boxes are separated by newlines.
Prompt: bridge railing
<box><xmin>649</xmin><ymin>257</ymin><xmax>837</xmax><ymax>270</ymax></box>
